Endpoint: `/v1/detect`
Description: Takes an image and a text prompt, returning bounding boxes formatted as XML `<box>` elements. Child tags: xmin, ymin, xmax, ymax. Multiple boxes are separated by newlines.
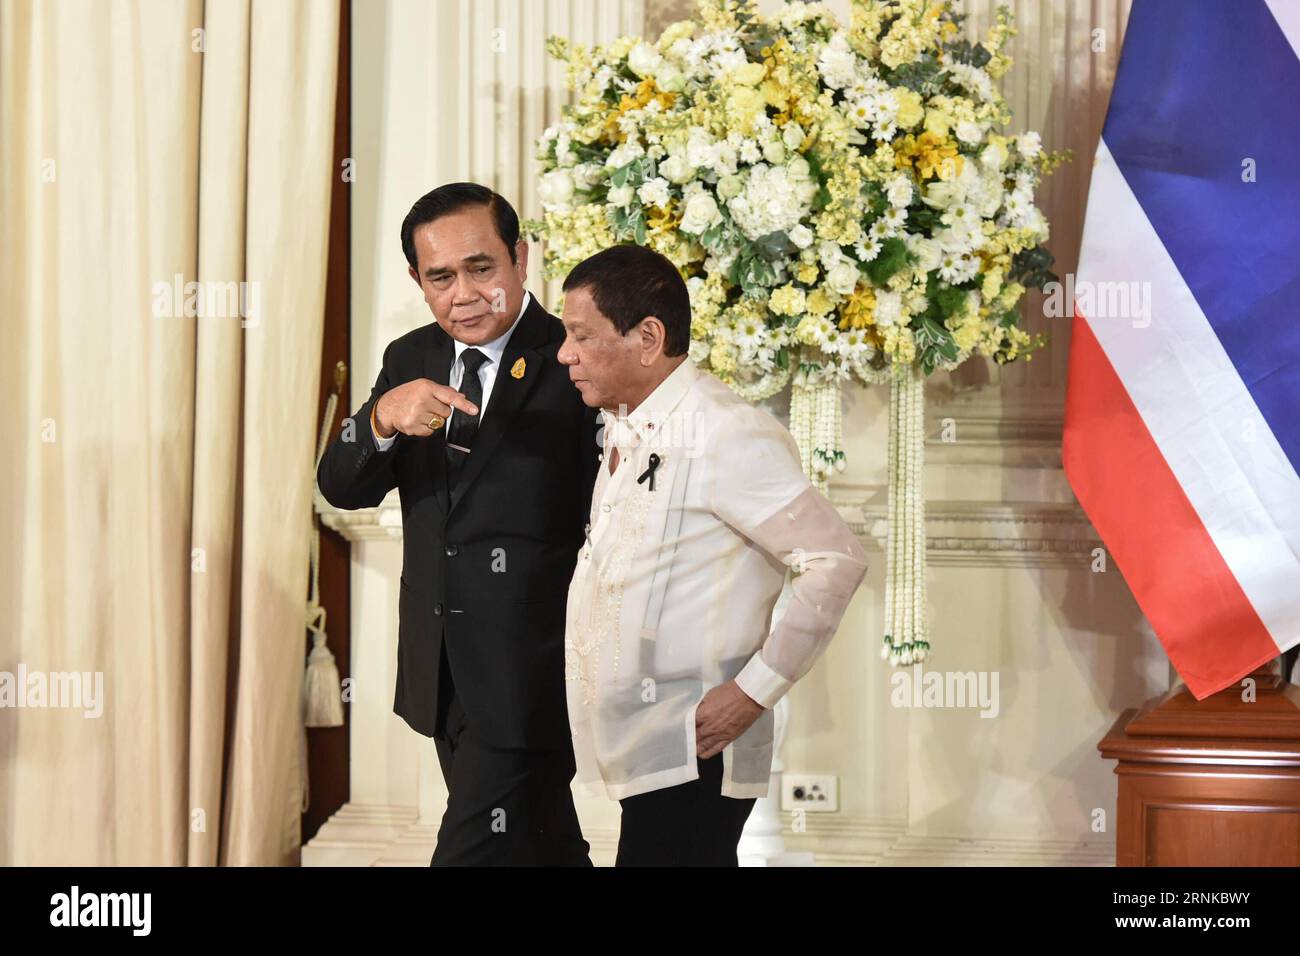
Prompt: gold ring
<box><xmin>427</xmin><ymin>414</ymin><xmax>445</xmax><ymax>431</ymax></box>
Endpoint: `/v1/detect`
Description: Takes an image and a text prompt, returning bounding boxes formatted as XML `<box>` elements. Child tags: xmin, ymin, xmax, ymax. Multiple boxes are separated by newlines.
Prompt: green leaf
<box><xmin>805</xmin><ymin>151</ymin><xmax>833</xmax><ymax>212</ymax></box>
<box><xmin>728</xmin><ymin>253</ymin><xmax>748</xmax><ymax>287</ymax></box>
<box><xmin>915</xmin><ymin>315</ymin><xmax>957</xmax><ymax>361</ymax></box>
<box><xmin>909</xmin><ymin>205</ymin><xmax>941</xmax><ymax>231</ymax></box>
<box><xmin>886</xmin><ymin>53</ymin><xmax>941</xmax><ymax>93</ymax></box>
<box><xmin>1010</xmin><ymin>244</ymin><xmax>1057</xmax><ymax>290</ymax></box>
<box><xmin>865</xmin><ymin>236</ymin><xmax>910</xmax><ymax>286</ymax></box>
<box><xmin>934</xmin><ymin>283</ymin><xmax>967</xmax><ymax>319</ymax></box>
<box><xmin>629</xmin><ymin>208</ymin><xmax>647</xmax><ymax>245</ymax></box>
<box><xmin>753</xmin><ymin>230</ymin><xmax>794</xmax><ymax>261</ymax></box>
<box><xmin>946</xmin><ymin>40</ymin><xmax>991</xmax><ymax>68</ymax></box>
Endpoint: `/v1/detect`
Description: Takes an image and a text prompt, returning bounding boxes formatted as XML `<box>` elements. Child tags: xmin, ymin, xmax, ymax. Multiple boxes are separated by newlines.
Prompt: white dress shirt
<box><xmin>564</xmin><ymin>357</ymin><xmax>868</xmax><ymax>800</ymax></box>
<box><xmin>373</xmin><ymin>290</ymin><xmax>532</xmax><ymax>449</ymax></box>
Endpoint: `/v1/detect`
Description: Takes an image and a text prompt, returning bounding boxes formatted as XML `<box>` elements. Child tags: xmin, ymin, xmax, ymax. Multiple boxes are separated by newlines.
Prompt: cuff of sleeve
<box><xmin>370</xmin><ymin>404</ymin><xmax>397</xmax><ymax>451</ymax></box>
<box><xmin>734</xmin><ymin>650</ymin><xmax>793</xmax><ymax>710</ymax></box>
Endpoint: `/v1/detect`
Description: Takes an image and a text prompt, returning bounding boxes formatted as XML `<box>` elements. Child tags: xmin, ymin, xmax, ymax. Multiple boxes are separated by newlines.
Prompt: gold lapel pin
<box><xmin>511</xmin><ymin>357</ymin><xmax>526</xmax><ymax>379</ymax></box>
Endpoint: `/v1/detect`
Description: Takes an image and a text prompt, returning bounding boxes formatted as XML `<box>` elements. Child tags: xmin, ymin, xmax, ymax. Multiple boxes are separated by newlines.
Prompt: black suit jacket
<box><xmin>317</xmin><ymin>296</ymin><xmax>600</xmax><ymax>749</ymax></box>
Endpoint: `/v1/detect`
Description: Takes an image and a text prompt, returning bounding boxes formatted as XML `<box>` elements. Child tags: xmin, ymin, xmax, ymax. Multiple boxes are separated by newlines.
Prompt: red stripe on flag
<box><xmin>1063</xmin><ymin>310</ymin><xmax>1280</xmax><ymax>699</ymax></box>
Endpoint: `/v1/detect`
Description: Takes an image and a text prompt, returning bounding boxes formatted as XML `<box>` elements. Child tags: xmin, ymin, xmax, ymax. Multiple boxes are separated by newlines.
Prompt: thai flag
<box><xmin>1063</xmin><ymin>0</ymin><xmax>1300</xmax><ymax>699</ymax></box>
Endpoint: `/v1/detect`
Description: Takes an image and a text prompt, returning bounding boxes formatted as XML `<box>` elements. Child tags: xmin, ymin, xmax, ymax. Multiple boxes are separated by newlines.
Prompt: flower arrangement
<box><xmin>527</xmin><ymin>0</ymin><xmax>1063</xmax><ymax>669</ymax></box>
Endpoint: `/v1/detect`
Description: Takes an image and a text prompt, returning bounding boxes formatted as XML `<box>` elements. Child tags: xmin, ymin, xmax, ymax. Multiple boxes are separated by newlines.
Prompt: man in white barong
<box><xmin>557</xmin><ymin>244</ymin><xmax>868</xmax><ymax>866</ymax></box>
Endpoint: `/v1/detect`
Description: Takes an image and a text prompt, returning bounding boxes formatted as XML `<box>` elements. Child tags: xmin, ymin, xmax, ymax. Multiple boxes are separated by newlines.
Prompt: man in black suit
<box><xmin>317</xmin><ymin>183</ymin><xmax>599</xmax><ymax>866</ymax></box>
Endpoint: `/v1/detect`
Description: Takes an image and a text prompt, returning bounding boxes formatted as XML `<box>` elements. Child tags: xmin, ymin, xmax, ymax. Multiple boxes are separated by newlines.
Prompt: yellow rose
<box><xmin>769</xmin><ymin>284</ymin><xmax>807</xmax><ymax>317</ymax></box>
<box><xmin>732</xmin><ymin>61</ymin><xmax>767</xmax><ymax>87</ymax></box>
<box><xmin>726</xmin><ymin>87</ymin><xmax>764</xmax><ymax>131</ymax></box>
<box><xmin>806</xmin><ymin>289</ymin><xmax>835</xmax><ymax>316</ymax></box>
<box><xmin>658</xmin><ymin>20</ymin><xmax>694</xmax><ymax>49</ymax></box>
<box><xmin>895</xmin><ymin>89</ymin><xmax>924</xmax><ymax>129</ymax></box>
<box><xmin>761</xmin><ymin>79</ymin><xmax>789</xmax><ymax>111</ymax></box>
<box><xmin>793</xmin><ymin>315</ymin><xmax>824</xmax><ymax>345</ymax></box>
<box><xmin>924</xmin><ymin>108</ymin><xmax>952</xmax><ymax>139</ymax></box>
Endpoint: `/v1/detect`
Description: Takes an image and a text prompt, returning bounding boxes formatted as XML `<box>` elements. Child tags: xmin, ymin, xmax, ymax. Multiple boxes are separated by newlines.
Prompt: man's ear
<box><xmin>639</xmin><ymin>316</ymin><xmax>666</xmax><ymax>366</ymax></box>
<box><xmin>515</xmin><ymin>239</ymin><xmax>530</xmax><ymax>280</ymax></box>
<box><xmin>408</xmin><ymin>265</ymin><xmax>421</xmax><ymax>288</ymax></box>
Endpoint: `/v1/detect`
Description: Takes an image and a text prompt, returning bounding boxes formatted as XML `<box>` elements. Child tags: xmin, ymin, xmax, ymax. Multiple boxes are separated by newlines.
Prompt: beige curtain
<box><xmin>0</xmin><ymin>0</ymin><xmax>339</xmax><ymax>865</ymax></box>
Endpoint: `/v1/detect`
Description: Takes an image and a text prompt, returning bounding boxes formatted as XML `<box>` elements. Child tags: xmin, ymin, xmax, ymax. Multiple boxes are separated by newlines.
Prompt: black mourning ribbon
<box><xmin>637</xmin><ymin>453</ymin><xmax>661</xmax><ymax>491</ymax></box>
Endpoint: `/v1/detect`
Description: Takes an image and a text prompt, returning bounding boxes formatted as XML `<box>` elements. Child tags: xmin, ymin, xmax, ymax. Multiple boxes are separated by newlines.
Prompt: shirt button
<box><xmin>433</xmin><ymin>603</ymin><xmax>444</xmax><ymax>616</ymax></box>
<box><xmin>445</xmin><ymin>544</ymin><xmax>459</xmax><ymax>557</ymax></box>
<box><xmin>601</xmin><ymin>504</ymin><xmax>612</xmax><ymax>513</ymax></box>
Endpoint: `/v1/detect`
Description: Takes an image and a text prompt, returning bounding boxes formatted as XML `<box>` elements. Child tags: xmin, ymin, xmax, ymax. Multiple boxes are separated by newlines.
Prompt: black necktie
<box><xmin>445</xmin><ymin>347</ymin><xmax>488</xmax><ymax>486</ymax></box>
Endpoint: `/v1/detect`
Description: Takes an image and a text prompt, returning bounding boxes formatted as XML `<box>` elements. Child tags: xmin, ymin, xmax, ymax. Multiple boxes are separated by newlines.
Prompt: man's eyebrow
<box><xmin>424</xmin><ymin>252</ymin><xmax>493</xmax><ymax>278</ymax></box>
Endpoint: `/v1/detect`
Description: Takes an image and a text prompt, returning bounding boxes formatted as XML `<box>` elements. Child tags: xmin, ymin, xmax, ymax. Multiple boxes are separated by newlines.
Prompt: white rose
<box><xmin>637</xmin><ymin>176</ymin><xmax>671</xmax><ymax>207</ymax></box>
<box><xmin>789</xmin><ymin>224</ymin><xmax>814</xmax><ymax>249</ymax></box>
<box><xmin>787</xmin><ymin>155</ymin><xmax>811</xmax><ymax>180</ymax></box>
<box><xmin>717</xmin><ymin>174</ymin><xmax>744</xmax><ymax>200</ymax></box>
<box><xmin>656</xmin><ymin>66</ymin><xmax>686</xmax><ymax>93</ymax></box>
<box><xmin>606</xmin><ymin>142</ymin><xmax>645</xmax><ymax>168</ymax></box>
<box><xmin>659</xmin><ymin>153</ymin><xmax>695</xmax><ymax>185</ymax></box>
<box><xmin>538</xmin><ymin>169</ymin><xmax>575</xmax><ymax>209</ymax></box>
<box><xmin>713</xmin><ymin>142</ymin><xmax>739</xmax><ymax>176</ymax></box>
<box><xmin>923</xmin><ymin>180</ymin><xmax>965</xmax><ymax>210</ymax></box>
<box><xmin>817</xmin><ymin>240</ymin><xmax>844</xmax><ymax>270</ymax></box>
<box><xmin>827</xmin><ymin>260</ymin><xmax>861</xmax><ymax>295</ymax></box>
<box><xmin>910</xmin><ymin>237</ymin><xmax>942</xmax><ymax>272</ymax></box>
<box><xmin>955</xmin><ymin>120</ymin><xmax>983</xmax><ymax>145</ymax></box>
<box><xmin>782</xmin><ymin>121</ymin><xmax>805</xmax><ymax>151</ymax></box>
<box><xmin>680</xmin><ymin>193</ymin><xmax>722</xmax><ymax>234</ymax></box>
<box><xmin>627</xmin><ymin>42</ymin><xmax>662</xmax><ymax>78</ymax></box>
<box><xmin>981</xmin><ymin>140</ymin><xmax>1009</xmax><ymax>170</ymax></box>
<box><xmin>607</xmin><ymin>184</ymin><xmax>634</xmax><ymax>208</ymax></box>
<box><xmin>762</xmin><ymin>139</ymin><xmax>786</xmax><ymax>165</ymax></box>
<box><xmin>573</xmin><ymin>163</ymin><xmax>602</xmax><ymax>188</ymax></box>
<box><xmin>974</xmin><ymin>177</ymin><xmax>1004</xmax><ymax>218</ymax></box>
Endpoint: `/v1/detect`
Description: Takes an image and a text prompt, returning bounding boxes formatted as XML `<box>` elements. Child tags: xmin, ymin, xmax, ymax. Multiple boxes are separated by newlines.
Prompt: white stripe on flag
<box><xmin>1077</xmin><ymin>138</ymin><xmax>1300</xmax><ymax>649</ymax></box>
<box><xmin>1265</xmin><ymin>0</ymin><xmax>1300</xmax><ymax>60</ymax></box>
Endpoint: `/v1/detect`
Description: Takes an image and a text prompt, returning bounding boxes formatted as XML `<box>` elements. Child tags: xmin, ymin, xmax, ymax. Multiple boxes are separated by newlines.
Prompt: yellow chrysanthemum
<box><xmin>894</xmin><ymin>131</ymin><xmax>964</xmax><ymax>181</ymax></box>
<box><xmin>839</xmin><ymin>285</ymin><xmax>878</xmax><ymax>329</ymax></box>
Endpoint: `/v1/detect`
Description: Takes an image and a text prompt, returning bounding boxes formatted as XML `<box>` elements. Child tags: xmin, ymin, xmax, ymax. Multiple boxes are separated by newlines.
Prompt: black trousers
<box><xmin>615</xmin><ymin>752</ymin><xmax>757</xmax><ymax>866</ymax></box>
<box><xmin>430</xmin><ymin>646</ymin><xmax>591</xmax><ymax>867</ymax></box>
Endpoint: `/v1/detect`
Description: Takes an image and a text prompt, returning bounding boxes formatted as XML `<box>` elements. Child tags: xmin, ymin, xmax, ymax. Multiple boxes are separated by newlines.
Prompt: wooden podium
<box><xmin>1098</xmin><ymin>667</ymin><xmax>1300</xmax><ymax>866</ymax></box>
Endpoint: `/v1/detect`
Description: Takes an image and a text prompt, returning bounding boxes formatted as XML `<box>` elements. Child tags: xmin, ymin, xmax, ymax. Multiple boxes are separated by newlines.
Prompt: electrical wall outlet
<box><xmin>782</xmin><ymin>774</ymin><xmax>838</xmax><ymax>812</ymax></box>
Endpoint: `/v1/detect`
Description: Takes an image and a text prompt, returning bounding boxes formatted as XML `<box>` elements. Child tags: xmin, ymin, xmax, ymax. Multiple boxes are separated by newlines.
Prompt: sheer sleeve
<box><xmin>707</xmin><ymin>406</ymin><xmax>869</xmax><ymax>708</ymax></box>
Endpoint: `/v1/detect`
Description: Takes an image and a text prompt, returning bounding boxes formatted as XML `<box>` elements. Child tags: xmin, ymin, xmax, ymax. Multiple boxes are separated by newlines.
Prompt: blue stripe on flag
<box><xmin>1102</xmin><ymin>0</ymin><xmax>1300</xmax><ymax>476</ymax></box>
